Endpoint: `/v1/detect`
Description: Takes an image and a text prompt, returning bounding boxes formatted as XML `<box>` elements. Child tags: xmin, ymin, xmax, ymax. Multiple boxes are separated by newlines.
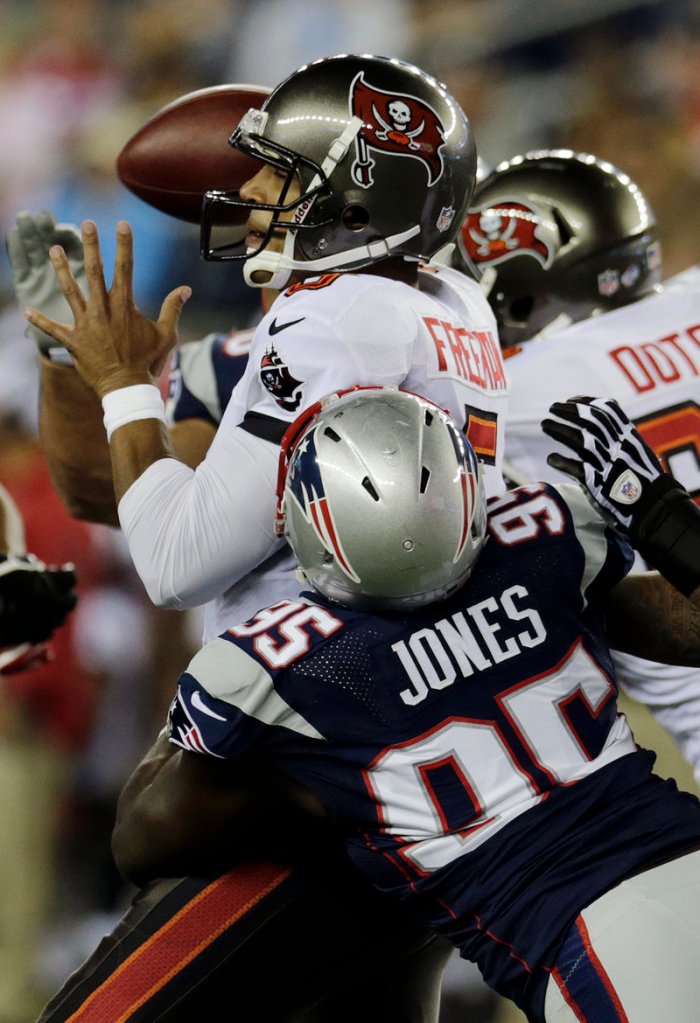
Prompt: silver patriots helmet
<box><xmin>201</xmin><ymin>54</ymin><xmax>477</xmax><ymax>289</ymax></box>
<box><xmin>275</xmin><ymin>387</ymin><xmax>487</xmax><ymax>612</ymax></box>
<box><xmin>460</xmin><ymin>150</ymin><xmax>661</xmax><ymax>346</ymax></box>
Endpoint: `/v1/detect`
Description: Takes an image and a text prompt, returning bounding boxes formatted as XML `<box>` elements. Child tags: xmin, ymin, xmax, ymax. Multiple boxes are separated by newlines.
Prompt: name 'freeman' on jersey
<box><xmin>394</xmin><ymin>583</ymin><xmax>547</xmax><ymax>706</ymax></box>
<box><xmin>423</xmin><ymin>316</ymin><xmax>506</xmax><ymax>391</ymax></box>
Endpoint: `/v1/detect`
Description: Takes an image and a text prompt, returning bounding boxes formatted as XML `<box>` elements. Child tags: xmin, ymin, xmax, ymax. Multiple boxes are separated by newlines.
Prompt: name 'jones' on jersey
<box><xmin>393</xmin><ymin>582</ymin><xmax>547</xmax><ymax>706</ymax></box>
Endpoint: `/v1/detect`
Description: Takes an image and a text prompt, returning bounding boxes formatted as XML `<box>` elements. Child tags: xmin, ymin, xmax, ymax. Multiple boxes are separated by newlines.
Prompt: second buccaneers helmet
<box><xmin>201</xmin><ymin>53</ymin><xmax>477</xmax><ymax>288</ymax></box>
<box><xmin>460</xmin><ymin>150</ymin><xmax>661</xmax><ymax>346</ymax></box>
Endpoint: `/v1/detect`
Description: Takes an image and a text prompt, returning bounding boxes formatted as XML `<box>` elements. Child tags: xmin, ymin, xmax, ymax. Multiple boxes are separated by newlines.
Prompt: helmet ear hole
<box><xmin>508</xmin><ymin>295</ymin><xmax>534</xmax><ymax>322</ymax></box>
<box><xmin>342</xmin><ymin>204</ymin><xmax>370</xmax><ymax>231</ymax></box>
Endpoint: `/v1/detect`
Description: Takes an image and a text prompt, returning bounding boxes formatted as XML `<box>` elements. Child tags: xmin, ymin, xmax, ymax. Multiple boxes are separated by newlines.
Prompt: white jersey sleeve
<box><xmin>117</xmin><ymin>427</ymin><xmax>283</xmax><ymax>610</ymax></box>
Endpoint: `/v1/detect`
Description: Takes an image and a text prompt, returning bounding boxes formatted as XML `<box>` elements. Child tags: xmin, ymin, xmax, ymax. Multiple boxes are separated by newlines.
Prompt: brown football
<box><xmin>116</xmin><ymin>84</ymin><xmax>270</xmax><ymax>223</ymax></box>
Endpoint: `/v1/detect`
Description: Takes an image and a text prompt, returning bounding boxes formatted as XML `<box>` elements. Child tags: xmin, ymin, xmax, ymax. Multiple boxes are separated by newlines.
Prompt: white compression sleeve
<box><xmin>117</xmin><ymin>427</ymin><xmax>282</xmax><ymax>610</ymax></box>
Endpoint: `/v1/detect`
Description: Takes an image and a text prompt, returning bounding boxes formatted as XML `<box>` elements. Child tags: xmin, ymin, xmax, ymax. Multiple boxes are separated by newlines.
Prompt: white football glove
<box><xmin>6</xmin><ymin>210</ymin><xmax>86</xmax><ymax>363</ymax></box>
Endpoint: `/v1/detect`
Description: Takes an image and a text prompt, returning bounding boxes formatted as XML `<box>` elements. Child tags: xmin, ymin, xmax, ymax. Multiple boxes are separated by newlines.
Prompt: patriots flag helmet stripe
<box><xmin>287</xmin><ymin>426</ymin><xmax>360</xmax><ymax>582</ymax></box>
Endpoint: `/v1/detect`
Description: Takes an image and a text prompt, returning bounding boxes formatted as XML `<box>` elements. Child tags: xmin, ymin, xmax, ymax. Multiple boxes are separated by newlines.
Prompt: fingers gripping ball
<box><xmin>0</xmin><ymin>554</ymin><xmax>78</xmax><ymax>646</ymax></box>
<box><xmin>542</xmin><ymin>396</ymin><xmax>700</xmax><ymax>596</ymax></box>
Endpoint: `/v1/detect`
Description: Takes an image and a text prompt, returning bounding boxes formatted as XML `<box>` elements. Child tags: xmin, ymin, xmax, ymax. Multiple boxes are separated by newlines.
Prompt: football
<box><xmin>116</xmin><ymin>84</ymin><xmax>270</xmax><ymax>223</ymax></box>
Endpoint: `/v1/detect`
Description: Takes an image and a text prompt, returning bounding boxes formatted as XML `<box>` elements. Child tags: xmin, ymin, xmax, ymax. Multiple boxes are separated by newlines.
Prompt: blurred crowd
<box><xmin>0</xmin><ymin>1</ymin><xmax>699</xmax><ymax>1021</ymax></box>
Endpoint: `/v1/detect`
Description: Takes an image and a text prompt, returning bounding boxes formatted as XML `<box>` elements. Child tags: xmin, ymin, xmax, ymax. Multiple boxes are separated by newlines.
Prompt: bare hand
<box><xmin>23</xmin><ymin>220</ymin><xmax>191</xmax><ymax>397</ymax></box>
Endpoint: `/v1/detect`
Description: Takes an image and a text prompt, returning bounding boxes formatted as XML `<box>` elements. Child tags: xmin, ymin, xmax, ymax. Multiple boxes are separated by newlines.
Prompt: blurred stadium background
<box><xmin>0</xmin><ymin>2</ymin><xmax>698</xmax><ymax>1021</ymax></box>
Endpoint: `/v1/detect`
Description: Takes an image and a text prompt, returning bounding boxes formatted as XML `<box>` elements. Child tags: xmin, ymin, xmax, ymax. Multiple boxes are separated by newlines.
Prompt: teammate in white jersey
<box><xmin>462</xmin><ymin>149</ymin><xmax>700</xmax><ymax>782</ymax></box>
<box><xmin>14</xmin><ymin>54</ymin><xmax>507</xmax><ymax>1023</ymax></box>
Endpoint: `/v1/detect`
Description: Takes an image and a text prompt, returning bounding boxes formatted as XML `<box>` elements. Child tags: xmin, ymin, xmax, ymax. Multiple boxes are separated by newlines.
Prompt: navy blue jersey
<box><xmin>168</xmin><ymin>482</ymin><xmax>700</xmax><ymax>1020</ymax></box>
<box><xmin>166</xmin><ymin>329</ymin><xmax>254</xmax><ymax>427</ymax></box>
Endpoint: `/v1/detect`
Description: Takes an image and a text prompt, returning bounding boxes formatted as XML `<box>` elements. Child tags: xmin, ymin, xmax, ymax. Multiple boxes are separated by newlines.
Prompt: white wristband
<box><xmin>102</xmin><ymin>384</ymin><xmax>167</xmax><ymax>442</ymax></box>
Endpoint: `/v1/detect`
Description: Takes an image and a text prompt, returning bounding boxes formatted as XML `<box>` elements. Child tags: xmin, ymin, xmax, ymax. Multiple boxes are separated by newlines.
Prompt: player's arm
<box><xmin>40</xmin><ymin>360</ymin><xmax>216</xmax><ymax>525</ymax></box>
<box><xmin>7</xmin><ymin>212</ymin><xmax>117</xmax><ymax>522</ymax></box>
<box><xmin>607</xmin><ymin>571</ymin><xmax>700</xmax><ymax>665</ymax></box>
<box><xmin>8</xmin><ymin>213</ymin><xmax>214</xmax><ymax>524</ymax></box>
<box><xmin>39</xmin><ymin>362</ymin><xmax>217</xmax><ymax>525</ymax></box>
<box><xmin>112</xmin><ymin>729</ymin><xmax>325</xmax><ymax>885</ymax></box>
<box><xmin>21</xmin><ymin>221</ymin><xmax>284</xmax><ymax>610</ymax></box>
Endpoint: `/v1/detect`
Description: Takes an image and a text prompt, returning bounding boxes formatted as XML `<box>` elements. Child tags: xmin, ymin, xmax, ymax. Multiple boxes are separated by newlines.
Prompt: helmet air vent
<box><xmin>362</xmin><ymin>477</ymin><xmax>380</xmax><ymax>501</ymax></box>
<box><xmin>551</xmin><ymin>206</ymin><xmax>573</xmax><ymax>246</ymax></box>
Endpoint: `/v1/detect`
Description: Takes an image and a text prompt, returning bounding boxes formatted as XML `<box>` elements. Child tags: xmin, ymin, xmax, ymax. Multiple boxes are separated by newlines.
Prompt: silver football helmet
<box><xmin>201</xmin><ymin>54</ymin><xmax>477</xmax><ymax>289</ymax></box>
<box><xmin>276</xmin><ymin>388</ymin><xmax>487</xmax><ymax>611</ymax></box>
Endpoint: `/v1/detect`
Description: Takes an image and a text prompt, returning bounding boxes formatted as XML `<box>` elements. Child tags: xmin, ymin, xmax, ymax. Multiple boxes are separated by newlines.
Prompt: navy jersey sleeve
<box><xmin>166</xmin><ymin>330</ymin><xmax>253</xmax><ymax>427</ymax></box>
<box><xmin>167</xmin><ymin>625</ymin><xmax>328</xmax><ymax>760</ymax></box>
<box><xmin>486</xmin><ymin>482</ymin><xmax>634</xmax><ymax>605</ymax></box>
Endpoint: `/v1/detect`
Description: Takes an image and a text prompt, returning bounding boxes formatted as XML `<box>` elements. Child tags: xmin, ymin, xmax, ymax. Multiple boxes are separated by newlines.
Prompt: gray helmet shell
<box><xmin>461</xmin><ymin>150</ymin><xmax>661</xmax><ymax>346</ymax></box>
<box><xmin>201</xmin><ymin>54</ymin><xmax>477</xmax><ymax>286</ymax></box>
<box><xmin>280</xmin><ymin>389</ymin><xmax>486</xmax><ymax>612</ymax></box>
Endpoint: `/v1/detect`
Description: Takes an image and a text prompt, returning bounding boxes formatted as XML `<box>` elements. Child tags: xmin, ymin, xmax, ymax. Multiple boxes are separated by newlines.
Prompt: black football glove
<box><xmin>542</xmin><ymin>396</ymin><xmax>700</xmax><ymax>597</ymax></box>
<box><xmin>0</xmin><ymin>554</ymin><xmax>78</xmax><ymax>645</ymax></box>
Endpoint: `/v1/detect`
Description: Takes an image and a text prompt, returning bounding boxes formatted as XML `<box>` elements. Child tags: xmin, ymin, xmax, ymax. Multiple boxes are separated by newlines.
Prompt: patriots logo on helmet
<box><xmin>288</xmin><ymin>429</ymin><xmax>360</xmax><ymax>582</ymax></box>
<box><xmin>260</xmin><ymin>344</ymin><xmax>305</xmax><ymax>411</ymax></box>
<box><xmin>349</xmin><ymin>72</ymin><xmax>446</xmax><ymax>188</ymax></box>
<box><xmin>462</xmin><ymin>201</ymin><xmax>554</xmax><ymax>268</ymax></box>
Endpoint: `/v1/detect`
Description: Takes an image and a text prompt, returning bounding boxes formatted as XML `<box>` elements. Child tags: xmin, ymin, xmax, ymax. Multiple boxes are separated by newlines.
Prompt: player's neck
<box><xmin>363</xmin><ymin>257</ymin><xmax>419</xmax><ymax>287</ymax></box>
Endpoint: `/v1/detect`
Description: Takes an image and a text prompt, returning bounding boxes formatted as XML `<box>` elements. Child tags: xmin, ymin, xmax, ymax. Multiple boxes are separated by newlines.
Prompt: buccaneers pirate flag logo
<box><xmin>349</xmin><ymin>72</ymin><xmax>446</xmax><ymax>188</ymax></box>
<box><xmin>461</xmin><ymin>201</ymin><xmax>555</xmax><ymax>268</ymax></box>
<box><xmin>260</xmin><ymin>344</ymin><xmax>305</xmax><ymax>412</ymax></box>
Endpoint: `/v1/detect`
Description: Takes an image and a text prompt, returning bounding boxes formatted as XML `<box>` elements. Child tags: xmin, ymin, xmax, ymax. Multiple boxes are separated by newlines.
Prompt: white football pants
<box><xmin>545</xmin><ymin>847</ymin><xmax>700</xmax><ymax>1022</ymax></box>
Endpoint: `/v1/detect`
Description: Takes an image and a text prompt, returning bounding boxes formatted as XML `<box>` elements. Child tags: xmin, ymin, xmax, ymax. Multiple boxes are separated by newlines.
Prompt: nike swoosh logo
<box><xmin>191</xmin><ymin>690</ymin><xmax>227</xmax><ymax>721</ymax></box>
<box><xmin>269</xmin><ymin>316</ymin><xmax>305</xmax><ymax>335</ymax></box>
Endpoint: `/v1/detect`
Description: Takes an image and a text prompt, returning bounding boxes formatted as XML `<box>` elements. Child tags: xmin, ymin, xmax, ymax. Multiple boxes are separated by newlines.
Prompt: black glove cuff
<box><xmin>633</xmin><ymin>475</ymin><xmax>700</xmax><ymax>597</ymax></box>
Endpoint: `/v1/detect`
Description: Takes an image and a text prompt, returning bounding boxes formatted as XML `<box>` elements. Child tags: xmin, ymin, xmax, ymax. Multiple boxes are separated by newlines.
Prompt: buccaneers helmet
<box><xmin>276</xmin><ymin>388</ymin><xmax>487</xmax><ymax>612</ymax></box>
<box><xmin>201</xmin><ymin>54</ymin><xmax>477</xmax><ymax>289</ymax></box>
<box><xmin>460</xmin><ymin>150</ymin><xmax>661</xmax><ymax>346</ymax></box>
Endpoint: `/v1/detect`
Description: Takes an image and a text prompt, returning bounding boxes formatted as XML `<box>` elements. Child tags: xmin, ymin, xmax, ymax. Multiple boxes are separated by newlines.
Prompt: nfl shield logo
<box><xmin>620</xmin><ymin>478</ymin><xmax>640</xmax><ymax>501</ymax></box>
<box><xmin>597</xmin><ymin>269</ymin><xmax>620</xmax><ymax>298</ymax></box>
<box><xmin>437</xmin><ymin>205</ymin><xmax>455</xmax><ymax>232</ymax></box>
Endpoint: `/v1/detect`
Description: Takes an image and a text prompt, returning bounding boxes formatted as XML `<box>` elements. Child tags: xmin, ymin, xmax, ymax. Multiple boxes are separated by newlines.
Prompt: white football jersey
<box><xmin>219</xmin><ymin>267</ymin><xmax>508</xmax><ymax>492</ymax></box>
<box><xmin>203</xmin><ymin>266</ymin><xmax>508</xmax><ymax>639</ymax></box>
<box><xmin>120</xmin><ymin>266</ymin><xmax>509</xmax><ymax>643</ymax></box>
<box><xmin>504</xmin><ymin>266</ymin><xmax>700</xmax><ymax>779</ymax></box>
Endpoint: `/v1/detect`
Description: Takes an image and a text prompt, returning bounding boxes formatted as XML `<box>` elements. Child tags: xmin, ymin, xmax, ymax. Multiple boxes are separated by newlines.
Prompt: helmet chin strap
<box><xmin>243</xmin><ymin>223</ymin><xmax>422</xmax><ymax>289</ymax></box>
<box><xmin>243</xmin><ymin>230</ymin><xmax>298</xmax><ymax>290</ymax></box>
<box><xmin>243</xmin><ymin>114</ymin><xmax>421</xmax><ymax>289</ymax></box>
